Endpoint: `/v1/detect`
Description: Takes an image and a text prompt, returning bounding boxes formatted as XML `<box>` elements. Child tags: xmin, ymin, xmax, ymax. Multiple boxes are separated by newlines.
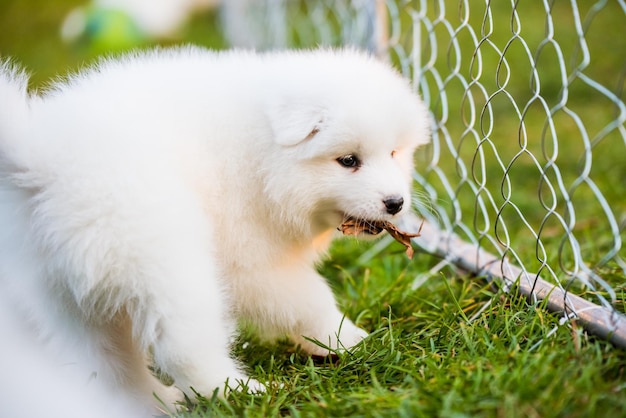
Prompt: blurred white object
<box><xmin>220</xmin><ymin>0</ymin><xmax>287</xmax><ymax>49</ymax></box>
<box><xmin>0</xmin><ymin>292</ymin><xmax>154</xmax><ymax>418</ymax></box>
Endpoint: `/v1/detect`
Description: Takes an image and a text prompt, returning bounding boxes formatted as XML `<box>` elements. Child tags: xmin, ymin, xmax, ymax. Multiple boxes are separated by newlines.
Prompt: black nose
<box><xmin>383</xmin><ymin>196</ymin><xmax>404</xmax><ymax>215</ymax></box>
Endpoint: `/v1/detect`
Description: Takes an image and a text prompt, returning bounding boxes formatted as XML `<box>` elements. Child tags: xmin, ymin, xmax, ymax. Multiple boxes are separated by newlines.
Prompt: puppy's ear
<box><xmin>267</xmin><ymin>101</ymin><xmax>325</xmax><ymax>146</ymax></box>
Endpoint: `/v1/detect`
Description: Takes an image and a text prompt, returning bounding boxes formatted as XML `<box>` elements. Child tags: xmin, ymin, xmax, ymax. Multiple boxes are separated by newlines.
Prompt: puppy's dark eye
<box><xmin>337</xmin><ymin>154</ymin><xmax>361</xmax><ymax>168</ymax></box>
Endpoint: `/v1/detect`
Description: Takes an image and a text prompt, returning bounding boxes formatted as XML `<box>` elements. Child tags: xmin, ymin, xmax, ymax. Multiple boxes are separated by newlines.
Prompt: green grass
<box><xmin>173</xmin><ymin>239</ymin><xmax>626</xmax><ymax>417</ymax></box>
<box><xmin>2</xmin><ymin>0</ymin><xmax>626</xmax><ymax>417</ymax></box>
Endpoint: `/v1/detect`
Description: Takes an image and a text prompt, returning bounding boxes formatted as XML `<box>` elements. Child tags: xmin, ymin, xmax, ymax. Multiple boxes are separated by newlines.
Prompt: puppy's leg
<box><xmin>240</xmin><ymin>269</ymin><xmax>367</xmax><ymax>356</ymax></box>
<box><xmin>145</xmin><ymin>256</ymin><xmax>256</xmax><ymax>399</ymax></box>
<box><xmin>84</xmin><ymin>238</ymin><xmax>255</xmax><ymax>406</ymax></box>
<box><xmin>123</xmin><ymin>197</ymin><xmax>261</xmax><ymax>399</ymax></box>
<box><xmin>287</xmin><ymin>271</ymin><xmax>368</xmax><ymax>356</ymax></box>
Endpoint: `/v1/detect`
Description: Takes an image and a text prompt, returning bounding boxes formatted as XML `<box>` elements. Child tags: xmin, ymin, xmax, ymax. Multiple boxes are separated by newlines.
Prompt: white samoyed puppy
<box><xmin>0</xmin><ymin>47</ymin><xmax>430</xmax><ymax>414</ymax></box>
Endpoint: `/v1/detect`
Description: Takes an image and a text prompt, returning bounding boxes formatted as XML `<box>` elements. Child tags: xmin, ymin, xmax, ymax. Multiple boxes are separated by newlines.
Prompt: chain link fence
<box><xmin>222</xmin><ymin>0</ymin><xmax>626</xmax><ymax>346</ymax></box>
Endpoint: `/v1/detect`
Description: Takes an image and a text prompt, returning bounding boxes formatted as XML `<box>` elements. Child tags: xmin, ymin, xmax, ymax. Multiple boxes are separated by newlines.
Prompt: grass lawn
<box><xmin>170</xmin><ymin>237</ymin><xmax>624</xmax><ymax>417</ymax></box>
<box><xmin>1</xmin><ymin>1</ymin><xmax>625</xmax><ymax>417</ymax></box>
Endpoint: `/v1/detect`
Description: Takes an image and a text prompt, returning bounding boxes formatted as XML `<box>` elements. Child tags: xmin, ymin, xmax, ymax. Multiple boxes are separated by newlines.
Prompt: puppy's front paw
<box><xmin>295</xmin><ymin>319</ymin><xmax>368</xmax><ymax>356</ymax></box>
<box><xmin>337</xmin><ymin>322</ymin><xmax>368</xmax><ymax>350</ymax></box>
<box><xmin>227</xmin><ymin>377</ymin><xmax>267</xmax><ymax>395</ymax></box>
<box><xmin>178</xmin><ymin>371</ymin><xmax>265</xmax><ymax>401</ymax></box>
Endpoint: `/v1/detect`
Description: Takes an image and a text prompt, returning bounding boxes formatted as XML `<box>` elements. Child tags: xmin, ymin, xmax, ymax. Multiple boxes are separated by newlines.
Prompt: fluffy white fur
<box><xmin>0</xmin><ymin>47</ymin><xmax>429</xmax><ymax>414</ymax></box>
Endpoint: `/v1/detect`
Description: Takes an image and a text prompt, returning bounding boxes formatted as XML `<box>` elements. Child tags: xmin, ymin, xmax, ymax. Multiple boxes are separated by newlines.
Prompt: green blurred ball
<box><xmin>84</xmin><ymin>8</ymin><xmax>145</xmax><ymax>53</ymax></box>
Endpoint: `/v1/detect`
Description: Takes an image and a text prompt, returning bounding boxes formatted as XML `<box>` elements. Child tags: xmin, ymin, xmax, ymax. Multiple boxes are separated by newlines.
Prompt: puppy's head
<box><xmin>262</xmin><ymin>50</ymin><xmax>430</xmax><ymax>238</ymax></box>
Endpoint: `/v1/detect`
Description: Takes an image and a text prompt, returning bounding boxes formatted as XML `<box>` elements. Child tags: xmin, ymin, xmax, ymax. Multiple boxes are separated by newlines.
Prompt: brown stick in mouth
<box><xmin>339</xmin><ymin>218</ymin><xmax>424</xmax><ymax>259</ymax></box>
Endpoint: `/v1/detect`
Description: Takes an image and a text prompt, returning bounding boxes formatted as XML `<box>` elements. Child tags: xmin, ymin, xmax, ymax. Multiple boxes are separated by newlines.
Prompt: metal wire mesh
<box><xmin>403</xmin><ymin>0</ymin><xmax>626</xmax><ymax>346</ymax></box>
<box><xmin>222</xmin><ymin>0</ymin><xmax>626</xmax><ymax>345</ymax></box>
